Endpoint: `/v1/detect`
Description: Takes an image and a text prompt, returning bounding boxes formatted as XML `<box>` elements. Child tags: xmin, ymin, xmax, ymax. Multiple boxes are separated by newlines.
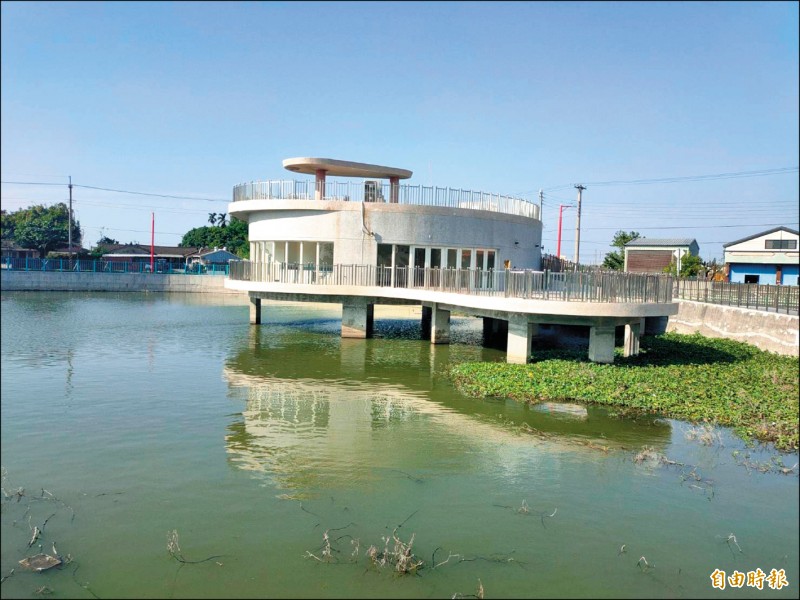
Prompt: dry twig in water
<box><xmin>724</xmin><ymin>533</ymin><xmax>743</xmax><ymax>556</ymax></box>
<box><xmin>166</xmin><ymin>530</ymin><xmax>224</xmax><ymax>565</ymax></box>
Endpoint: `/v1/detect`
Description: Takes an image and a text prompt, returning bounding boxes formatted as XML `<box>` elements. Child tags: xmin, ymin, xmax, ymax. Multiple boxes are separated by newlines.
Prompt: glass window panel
<box><xmin>413</xmin><ymin>248</ymin><xmax>426</xmax><ymax>286</ymax></box>
<box><xmin>395</xmin><ymin>245</ymin><xmax>410</xmax><ymax>267</ymax></box>
<box><xmin>447</xmin><ymin>249</ymin><xmax>457</xmax><ymax>269</ymax></box>
<box><xmin>377</xmin><ymin>244</ymin><xmax>393</xmax><ymax>267</ymax></box>
<box><xmin>461</xmin><ymin>249</ymin><xmax>472</xmax><ymax>269</ymax></box>
<box><xmin>431</xmin><ymin>248</ymin><xmax>442</xmax><ymax>268</ymax></box>
<box><xmin>286</xmin><ymin>242</ymin><xmax>301</xmax><ymax>264</ymax></box>
<box><xmin>318</xmin><ymin>242</ymin><xmax>333</xmax><ymax>266</ymax></box>
<box><xmin>487</xmin><ymin>250</ymin><xmax>496</xmax><ymax>270</ymax></box>
<box><xmin>395</xmin><ymin>245</ymin><xmax>410</xmax><ymax>288</ymax></box>
<box><xmin>414</xmin><ymin>248</ymin><xmax>426</xmax><ymax>268</ymax></box>
<box><xmin>274</xmin><ymin>241</ymin><xmax>286</xmax><ymax>263</ymax></box>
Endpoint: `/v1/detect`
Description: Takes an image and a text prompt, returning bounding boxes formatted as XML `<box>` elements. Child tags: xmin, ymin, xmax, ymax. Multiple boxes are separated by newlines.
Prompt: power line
<box><xmin>73</xmin><ymin>184</ymin><xmax>228</xmax><ymax>202</ymax></box>
<box><xmin>0</xmin><ymin>181</ymin><xmax>66</xmax><ymax>186</ymax></box>
<box><xmin>582</xmin><ymin>221</ymin><xmax>798</xmax><ymax>231</ymax></box>
<box><xmin>1</xmin><ymin>180</ymin><xmax>229</xmax><ymax>202</ymax></box>
<box><xmin>540</xmin><ymin>166</ymin><xmax>799</xmax><ymax>192</ymax></box>
<box><xmin>82</xmin><ymin>225</ymin><xmax>186</xmax><ymax>236</ymax></box>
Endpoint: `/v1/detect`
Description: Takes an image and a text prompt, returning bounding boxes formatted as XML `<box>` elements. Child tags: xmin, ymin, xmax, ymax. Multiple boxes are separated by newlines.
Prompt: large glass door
<box><xmin>377</xmin><ymin>244</ymin><xmax>392</xmax><ymax>286</ymax></box>
<box><xmin>413</xmin><ymin>247</ymin><xmax>427</xmax><ymax>287</ymax></box>
<box><xmin>430</xmin><ymin>248</ymin><xmax>442</xmax><ymax>288</ymax></box>
<box><xmin>395</xmin><ymin>245</ymin><xmax>409</xmax><ymax>288</ymax></box>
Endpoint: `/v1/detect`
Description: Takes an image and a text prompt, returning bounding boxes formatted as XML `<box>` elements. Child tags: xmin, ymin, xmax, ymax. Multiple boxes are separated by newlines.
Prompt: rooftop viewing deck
<box><xmin>232</xmin><ymin>180</ymin><xmax>541</xmax><ymax>220</ymax></box>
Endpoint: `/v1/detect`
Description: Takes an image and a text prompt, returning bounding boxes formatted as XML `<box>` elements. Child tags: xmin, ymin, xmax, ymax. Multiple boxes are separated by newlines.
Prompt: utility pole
<box><xmin>538</xmin><ymin>189</ymin><xmax>544</xmax><ymax>229</ymax></box>
<box><xmin>68</xmin><ymin>176</ymin><xmax>73</xmax><ymax>263</ymax></box>
<box><xmin>574</xmin><ymin>184</ymin><xmax>585</xmax><ymax>266</ymax></box>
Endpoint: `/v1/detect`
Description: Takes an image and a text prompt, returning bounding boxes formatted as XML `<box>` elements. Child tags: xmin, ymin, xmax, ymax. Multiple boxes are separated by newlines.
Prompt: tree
<box><xmin>602</xmin><ymin>230</ymin><xmax>641</xmax><ymax>271</ymax></box>
<box><xmin>97</xmin><ymin>235</ymin><xmax>119</xmax><ymax>245</ymax></box>
<box><xmin>1</xmin><ymin>209</ymin><xmax>15</xmax><ymax>241</ymax></box>
<box><xmin>663</xmin><ymin>253</ymin><xmax>704</xmax><ymax>277</ymax></box>
<box><xmin>208</xmin><ymin>212</ymin><xmax>218</xmax><ymax>226</ymax></box>
<box><xmin>5</xmin><ymin>203</ymin><xmax>81</xmax><ymax>257</ymax></box>
<box><xmin>180</xmin><ymin>216</ymin><xmax>248</xmax><ymax>257</ymax></box>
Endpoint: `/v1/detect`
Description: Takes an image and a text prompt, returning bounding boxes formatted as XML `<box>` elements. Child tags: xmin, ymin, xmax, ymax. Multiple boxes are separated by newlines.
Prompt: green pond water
<box><xmin>1</xmin><ymin>292</ymin><xmax>798</xmax><ymax>599</ymax></box>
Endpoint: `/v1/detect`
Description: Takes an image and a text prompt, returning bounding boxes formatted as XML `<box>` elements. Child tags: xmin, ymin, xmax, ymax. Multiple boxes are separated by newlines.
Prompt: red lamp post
<box><xmin>556</xmin><ymin>204</ymin><xmax>572</xmax><ymax>259</ymax></box>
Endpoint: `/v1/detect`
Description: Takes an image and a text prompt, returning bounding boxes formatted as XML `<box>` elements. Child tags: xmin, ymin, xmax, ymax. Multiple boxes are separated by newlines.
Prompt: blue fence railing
<box><xmin>2</xmin><ymin>257</ymin><xmax>234</xmax><ymax>275</ymax></box>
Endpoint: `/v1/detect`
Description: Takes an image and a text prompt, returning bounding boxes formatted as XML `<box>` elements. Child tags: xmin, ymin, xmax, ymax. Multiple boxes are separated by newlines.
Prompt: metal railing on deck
<box><xmin>673</xmin><ymin>278</ymin><xmax>799</xmax><ymax>314</ymax></box>
<box><xmin>232</xmin><ymin>179</ymin><xmax>540</xmax><ymax>220</ymax></box>
<box><xmin>229</xmin><ymin>261</ymin><xmax>674</xmax><ymax>304</ymax></box>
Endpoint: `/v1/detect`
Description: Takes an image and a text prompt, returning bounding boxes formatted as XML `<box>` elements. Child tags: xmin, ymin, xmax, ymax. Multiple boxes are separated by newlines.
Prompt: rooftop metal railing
<box><xmin>232</xmin><ymin>180</ymin><xmax>540</xmax><ymax>220</ymax></box>
<box><xmin>229</xmin><ymin>261</ymin><xmax>674</xmax><ymax>304</ymax></box>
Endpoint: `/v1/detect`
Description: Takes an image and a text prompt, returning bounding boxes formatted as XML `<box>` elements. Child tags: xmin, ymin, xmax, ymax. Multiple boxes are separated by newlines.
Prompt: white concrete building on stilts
<box><xmin>227</xmin><ymin>157</ymin><xmax>677</xmax><ymax>364</ymax></box>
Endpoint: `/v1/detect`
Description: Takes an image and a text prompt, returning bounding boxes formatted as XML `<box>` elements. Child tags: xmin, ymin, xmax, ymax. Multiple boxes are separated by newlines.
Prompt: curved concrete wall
<box><xmin>231</xmin><ymin>200</ymin><xmax>543</xmax><ymax>269</ymax></box>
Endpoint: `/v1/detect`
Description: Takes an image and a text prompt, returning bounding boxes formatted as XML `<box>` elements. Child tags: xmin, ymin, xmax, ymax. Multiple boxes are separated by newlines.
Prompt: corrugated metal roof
<box><xmin>625</xmin><ymin>238</ymin><xmax>697</xmax><ymax>247</ymax></box>
<box><xmin>722</xmin><ymin>226</ymin><xmax>799</xmax><ymax>248</ymax></box>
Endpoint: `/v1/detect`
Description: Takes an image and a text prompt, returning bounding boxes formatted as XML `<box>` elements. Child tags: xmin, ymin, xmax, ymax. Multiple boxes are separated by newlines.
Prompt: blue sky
<box><xmin>2</xmin><ymin>1</ymin><xmax>797</xmax><ymax>262</ymax></box>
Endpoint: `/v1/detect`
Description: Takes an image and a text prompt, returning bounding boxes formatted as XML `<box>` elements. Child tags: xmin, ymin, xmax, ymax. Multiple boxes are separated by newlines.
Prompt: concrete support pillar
<box><xmin>341</xmin><ymin>300</ymin><xmax>374</xmax><ymax>338</ymax></box>
<box><xmin>389</xmin><ymin>176</ymin><xmax>399</xmax><ymax>203</ymax></box>
<box><xmin>421</xmin><ymin>305</ymin><xmax>432</xmax><ymax>340</ymax></box>
<box><xmin>506</xmin><ymin>315</ymin><xmax>532</xmax><ymax>364</ymax></box>
<box><xmin>430</xmin><ymin>304</ymin><xmax>450</xmax><ymax>344</ymax></box>
<box><xmin>482</xmin><ymin>316</ymin><xmax>508</xmax><ymax>349</ymax></box>
<box><xmin>249</xmin><ymin>296</ymin><xmax>261</xmax><ymax>325</ymax></box>
<box><xmin>588</xmin><ymin>325</ymin><xmax>616</xmax><ymax>364</ymax></box>
<box><xmin>315</xmin><ymin>169</ymin><xmax>327</xmax><ymax>201</ymax></box>
<box><xmin>644</xmin><ymin>315</ymin><xmax>668</xmax><ymax>335</ymax></box>
<box><xmin>624</xmin><ymin>321</ymin><xmax>641</xmax><ymax>357</ymax></box>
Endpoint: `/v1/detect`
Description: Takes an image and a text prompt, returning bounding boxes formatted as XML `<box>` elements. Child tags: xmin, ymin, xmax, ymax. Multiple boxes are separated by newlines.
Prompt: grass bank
<box><xmin>447</xmin><ymin>333</ymin><xmax>799</xmax><ymax>452</ymax></box>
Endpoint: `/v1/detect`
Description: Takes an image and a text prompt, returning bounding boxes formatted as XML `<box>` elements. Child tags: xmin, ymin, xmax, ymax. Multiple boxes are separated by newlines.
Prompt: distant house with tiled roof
<box><xmin>188</xmin><ymin>247</ymin><xmax>241</xmax><ymax>268</ymax></box>
<box><xmin>101</xmin><ymin>244</ymin><xmax>198</xmax><ymax>269</ymax></box>
<box><xmin>1</xmin><ymin>240</ymin><xmax>39</xmax><ymax>260</ymax></box>
<box><xmin>623</xmin><ymin>238</ymin><xmax>699</xmax><ymax>275</ymax></box>
<box><xmin>723</xmin><ymin>226</ymin><xmax>799</xmax><ymax>285</ymax></box>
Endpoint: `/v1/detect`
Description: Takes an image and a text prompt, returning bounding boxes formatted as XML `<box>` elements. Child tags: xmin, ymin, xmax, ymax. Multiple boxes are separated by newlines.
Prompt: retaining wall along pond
<box><xmin>0</xmin><ymin>270</ymin><xmax>244</xmax><ymax>294</ymax></box>
<box><xmin>668</xmin><ymin>299</ymin><xmax>799</xmax><ymax>356</ymax></box>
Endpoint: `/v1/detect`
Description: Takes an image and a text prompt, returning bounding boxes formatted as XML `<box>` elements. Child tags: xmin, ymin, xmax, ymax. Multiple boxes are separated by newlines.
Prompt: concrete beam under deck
<box><xmin>588</xmin><ymin>325</ymin><xmax>617</xmax><ymax>364</ymax></box>
<box><xmin>431</xmin><ymin>304</ymin><xmax>450</xmax><ymax>344</ymax></box>
<box><xmin>507</xmin><ymin>314</ymin><xmax>536</xmax><ymax>364</ymax></box>
<box><xmin>238</xmin><ymin>285</ymin><xmax>666</xmax><ymax>363</ymax></box>
<box><xmin>249</xmin><ymin>296</ymin><xmax>261</xmax><ymax>325</ymax></box>
<box><xmin>342</xmin><ymin>299</ymin><xmax>374</xmax><ymax>339</ymax></box>
<box><xmin>624</xmin><ymin>319</ymin><xmax>643</xmax><ymax>357</ymax></box>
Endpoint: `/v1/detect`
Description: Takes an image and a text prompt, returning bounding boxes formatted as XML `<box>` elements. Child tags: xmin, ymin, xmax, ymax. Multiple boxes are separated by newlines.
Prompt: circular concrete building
<box><xmin>229</xmin><ymin>157</ymin><xmax>543</xmax><ymax>279</ymax></box>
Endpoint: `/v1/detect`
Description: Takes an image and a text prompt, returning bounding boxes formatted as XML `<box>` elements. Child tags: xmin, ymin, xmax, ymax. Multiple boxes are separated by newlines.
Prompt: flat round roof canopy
<box><xmin>282</xmin><ymin>157</ymin><xmax>412</xmax><ymax>179</ymax></box>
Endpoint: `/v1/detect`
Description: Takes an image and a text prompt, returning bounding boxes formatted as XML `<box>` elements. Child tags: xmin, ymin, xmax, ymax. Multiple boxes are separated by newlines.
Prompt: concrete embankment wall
<box><xmin>667</xmin><ymin>299</ymin><xmax>799</xmax><ymax>356</ymax></box>
<box><xmin>0</xmin><ymin>271</ymin><xmax>245</xmax><ymax>294</ymax></box>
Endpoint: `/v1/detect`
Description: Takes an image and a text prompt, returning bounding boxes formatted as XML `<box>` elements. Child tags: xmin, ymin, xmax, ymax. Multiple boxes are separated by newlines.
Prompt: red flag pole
<box><xmin>150</xmin><ymin>212</ymin><xmax>155</xmax><ymax>273</ymax></box>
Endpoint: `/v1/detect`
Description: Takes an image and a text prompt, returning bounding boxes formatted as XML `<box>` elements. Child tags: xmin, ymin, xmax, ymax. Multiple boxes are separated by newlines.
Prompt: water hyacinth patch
<box><xmin>448</xmin><ymin>333</ymin><xmax>799</xmax><ymax>451</ymax></box>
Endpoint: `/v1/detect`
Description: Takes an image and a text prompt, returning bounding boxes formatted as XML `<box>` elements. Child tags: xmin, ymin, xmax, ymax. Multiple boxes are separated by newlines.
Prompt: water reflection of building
<box><xmin>222</xmin><ymin>366</ymin><xmax>672</xmax><ymax>497</ymax></box>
